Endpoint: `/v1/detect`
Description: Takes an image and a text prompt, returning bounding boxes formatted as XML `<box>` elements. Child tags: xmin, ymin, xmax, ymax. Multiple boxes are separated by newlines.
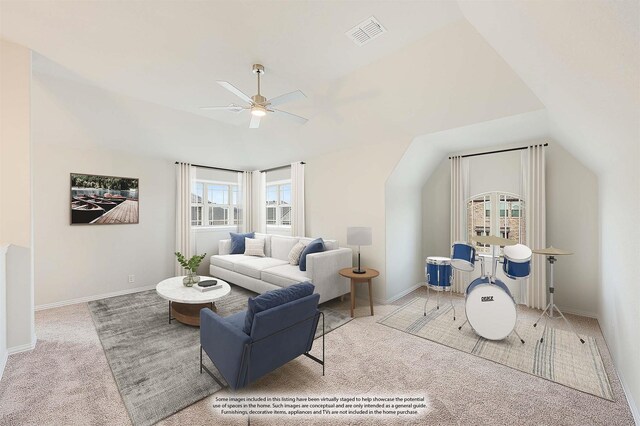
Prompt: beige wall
<box><xmin>0</xmin><ymin>40</ymin><xmax>31</xmax><ymax>247</ymax></box>
<box><xmin>306</xmin><ymin>139</ymin><xmax>411</xmax><ymax>302</ymax></box>
<box><xmin>0</xmin><ymin>39</ymin><xmax>34</xmax><ymax>354</ymax></box>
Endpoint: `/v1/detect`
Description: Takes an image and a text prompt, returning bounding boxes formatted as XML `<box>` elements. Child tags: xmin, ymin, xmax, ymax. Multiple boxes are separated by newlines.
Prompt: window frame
<box><xmin>467</xmin><ymin>191</ymin><xmax>525</xmax><ymax>255</ymax></box>
<box><xmin>265</xmin><ymin>179</ymin><xmax>292</xmax><ymax>229</ymax></box>
<box><xmin>191</xmin><ymin>179</ymin><xmax>242</xmax><ymax>229</ymax></box>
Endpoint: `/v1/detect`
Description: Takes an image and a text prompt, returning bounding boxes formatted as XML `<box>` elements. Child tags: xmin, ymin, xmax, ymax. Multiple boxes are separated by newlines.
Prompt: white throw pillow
<box><xmin>244</xmin><ymin>237</ymin><xmax>265</xmax><ymax>257</ymax></box>
<box><xmin>288</xmin><ymin>241</ymin><xmax>307</xmax><ymax>265</ymax></box>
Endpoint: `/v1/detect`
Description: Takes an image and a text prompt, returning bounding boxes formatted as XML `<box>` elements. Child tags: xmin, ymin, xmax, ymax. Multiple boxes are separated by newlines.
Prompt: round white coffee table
<box><xmin>156</xmin><ymin>276</ymin><xmax>231</xmax><ymax>326</ymax></box>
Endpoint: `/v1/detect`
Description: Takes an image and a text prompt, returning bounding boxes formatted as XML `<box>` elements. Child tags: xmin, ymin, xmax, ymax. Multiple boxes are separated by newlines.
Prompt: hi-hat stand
<box><xmin>532</xmin><ymin>248</ymin><xmax>585</xmax><ymax>344</ymax></box>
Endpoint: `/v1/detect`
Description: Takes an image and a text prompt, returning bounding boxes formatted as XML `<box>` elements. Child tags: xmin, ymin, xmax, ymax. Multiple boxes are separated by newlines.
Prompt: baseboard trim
<box><xmin>8</xmin><ymin>338</ymin><xmax>36</xmax><ymax>355</ymax></box>
<box><xmin>619</xmin><ymin>373</ymin><xmax>640</xmax><ymax>425</ymax></box>
<box><xmin>554</xmin><ymin>306</ymin><xmax>599</xmax><ymax>319</ymax></box>
<box><xmin>35</xmin><ymin>284</ymin><xmax>156</xmax><ymax>311</ymax></box>
<box><xmin>374</xmin><ymin>282</ymin><xmax>425</xmax><ymax>305</ymax></box>
<box><xmin>0</xmin><ymin>350</ymin><xmax>8</xmax><ymax>381</ymax></box>
<box><xmin>598</xmin><ymin>319</ymin><xmax>640</xmax><ymax>425</ymax></box>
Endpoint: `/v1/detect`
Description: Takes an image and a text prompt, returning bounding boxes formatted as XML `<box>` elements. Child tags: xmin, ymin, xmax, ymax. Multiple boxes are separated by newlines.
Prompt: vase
<box><xmin>183</xmin><ymin>271</ymin><xmax>200</xmax><ymax>287</ymax></box>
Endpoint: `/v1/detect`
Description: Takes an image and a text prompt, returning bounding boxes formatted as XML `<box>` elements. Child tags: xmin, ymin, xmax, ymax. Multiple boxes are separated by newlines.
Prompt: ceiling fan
<box><xmin>201</xmin><ymin>64</ymin><xmax>308</xmax><ymax>129</ymax></box>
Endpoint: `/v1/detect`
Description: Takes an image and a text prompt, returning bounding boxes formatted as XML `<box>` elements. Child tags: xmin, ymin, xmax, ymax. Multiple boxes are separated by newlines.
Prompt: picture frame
<box><xmin>70</xmin><ymin>173</ymin><xmax>139</xmax><ymax>225</ymax></box>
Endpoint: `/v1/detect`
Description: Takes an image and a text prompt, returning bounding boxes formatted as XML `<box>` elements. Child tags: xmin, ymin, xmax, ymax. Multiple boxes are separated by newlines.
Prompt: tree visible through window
<box><xmin>191</xmin><ymin>181</ymin><xmax>241</xmax><ymax>227</ymax></box>
<box><xmin>467</xmin><ymin>192</ymin><xmax>525</xmax><ymax>254</ymax></box>
<box><xmin>266</xmin><ymin>182</ymin><xmax>291</xmax><ymax>227</ymax></box>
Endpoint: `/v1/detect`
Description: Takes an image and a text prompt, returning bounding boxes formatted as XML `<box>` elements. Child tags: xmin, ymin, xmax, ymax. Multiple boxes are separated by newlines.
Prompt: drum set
<box><xmin>424</xmin><ymin>235</ymin><xmax>532</xmax><ymax>343</ymax></box>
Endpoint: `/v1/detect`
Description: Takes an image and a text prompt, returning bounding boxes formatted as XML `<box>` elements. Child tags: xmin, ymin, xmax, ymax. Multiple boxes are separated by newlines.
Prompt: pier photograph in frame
<box><xmin>70</xmin><ymin>173</ymin><xmax>139</xmax><ymax>225</ymax></box>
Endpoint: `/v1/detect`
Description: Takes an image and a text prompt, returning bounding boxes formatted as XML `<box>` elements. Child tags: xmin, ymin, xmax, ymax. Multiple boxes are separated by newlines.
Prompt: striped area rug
<box><xmin>378</xmin><ymin>297</ymin><xmax>613</xmax><ymax>400</ymax></box>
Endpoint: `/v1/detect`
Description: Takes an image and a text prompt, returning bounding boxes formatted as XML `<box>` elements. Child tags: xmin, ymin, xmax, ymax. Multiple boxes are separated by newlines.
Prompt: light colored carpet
<box><xmin>0</xmin><ymin>287</ymin><xmax>634</xmax><ymax>425</ymax></box>
<box><xmin>86</xmin><ymin>285</ymin><xmax>352</xmax><ymax>426</ymax></box>
<box><xmin>378</xmin><ymin>297</ymin><xmax>613</xmax><ymax>400</ymax></box>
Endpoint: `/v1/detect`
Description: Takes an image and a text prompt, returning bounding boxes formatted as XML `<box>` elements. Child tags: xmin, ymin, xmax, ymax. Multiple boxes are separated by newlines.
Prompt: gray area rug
<box><xmin>378</xmin><ymin>297</ymin><xmax>613</xmax><ymax>400</ymax></box>
<box><xmin>88</xmin><ymin>285</ymin><xmax>351</xmax><ymax>426</ymax></box>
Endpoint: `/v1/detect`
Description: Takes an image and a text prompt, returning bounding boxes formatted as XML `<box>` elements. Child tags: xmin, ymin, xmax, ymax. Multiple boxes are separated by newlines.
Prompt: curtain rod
<box><xmin>448</xmin><ymin>143</ymin><xmax>548</xmax><ymax>159</ymax></box>
<box><xmin>174</xmin><ymin>162</ymin><xmax>244</xmax><ymax>173</ymax></box>
<box><xmin>260</xmin><ymin>161</ymin><xmax>305</xmax><ymax>173</ymax></box>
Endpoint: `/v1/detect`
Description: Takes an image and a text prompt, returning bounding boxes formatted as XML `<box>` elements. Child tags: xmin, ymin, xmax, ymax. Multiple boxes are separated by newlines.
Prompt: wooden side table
<box><xmin>339</xmin><ymin>267</ymin><xmax>379</xmax><ymax>318</ymax></box>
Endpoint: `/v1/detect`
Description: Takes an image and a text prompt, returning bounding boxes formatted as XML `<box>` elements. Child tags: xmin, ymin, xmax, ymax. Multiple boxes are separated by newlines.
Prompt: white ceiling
<box><xmin>0</xmin><ymin>0</ymin><xmax>463</xmax><ymax>125</ymax></box>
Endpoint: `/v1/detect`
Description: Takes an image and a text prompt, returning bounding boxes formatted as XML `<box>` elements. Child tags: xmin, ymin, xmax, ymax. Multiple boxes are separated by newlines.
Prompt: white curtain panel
<box><xmin>521</xmin><ymin>145</ymin><xmax>547</xmax><ymax>309</ymax></box>
<box><xmin>290</xmin><ymin>162</ymin><xmax>306</xmax><ymax>237</ymax></box>
<box><xmin>450</xmin><ymin>156</ymin><xmax>470</xmax><ymax>293</ymax></box>
<box><xmin>175</xmin><ymin>162</ymin><xmax>195</xmax><ymax>275</ymax></box>
<box><xmin>256</xmin><ymin>171</ymin><xmax>267</xmax><ymax>233</ymax></box>
<box><xmin>240</xmin><ymin>171</ymin><xmax>253</xmax><ymax>233</ymax></box>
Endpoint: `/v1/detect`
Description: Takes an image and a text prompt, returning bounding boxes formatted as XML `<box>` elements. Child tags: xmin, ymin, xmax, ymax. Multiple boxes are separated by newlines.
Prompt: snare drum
<box><xmin>465</xmin><ymin>278</ymin><xmax>516</xmax><ymax>340</ymax></box>
<box><xmin>426</xmin><ymin>257</ymin><xmax>452</xmax><ymax>287</ymax></box>
<box><xmin>451</xmin><ymin>242</ymin><xmax>476</xmax><ymax>272</ymax></box>
<box><xmin>502</xmin><ymin>244</ymin><xmax>532</xmax><ymax>279</ymax></box>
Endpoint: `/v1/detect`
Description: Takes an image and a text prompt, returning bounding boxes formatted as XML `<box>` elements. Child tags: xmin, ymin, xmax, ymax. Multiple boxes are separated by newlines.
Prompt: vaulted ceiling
<box><xmin>1</xmin><ymin>1</ymin><xmax>637</xmax><ymax>172</ymax></box>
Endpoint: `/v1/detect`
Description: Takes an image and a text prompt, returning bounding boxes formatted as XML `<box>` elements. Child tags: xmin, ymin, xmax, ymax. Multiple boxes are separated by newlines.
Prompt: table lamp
<box><xmin>347</xmin><ymin>227</ymin><xmax>372</xmax><ymax>274</ymax></box>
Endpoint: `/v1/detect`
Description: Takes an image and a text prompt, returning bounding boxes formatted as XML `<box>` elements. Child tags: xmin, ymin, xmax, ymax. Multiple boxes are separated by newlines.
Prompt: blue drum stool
<box><xmin>423</xmin><ymin>257</ymin><xmax>455</xmax><ymax>320</ymax></box>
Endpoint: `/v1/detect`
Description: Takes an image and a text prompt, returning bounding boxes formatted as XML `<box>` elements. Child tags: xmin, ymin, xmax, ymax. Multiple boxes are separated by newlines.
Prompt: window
<box><xmin>467</xmin><ymin>192</ymin><xmax>525</xmax><ymax>254</ymax></box>
<box><xmin>191</xmin><ymin>181</ymin><xmax>241</xmax><ymax>227</ymax></box>
<box><xmin>266</xmin><ymin>181</ymin><xmax>291</xmax><ymax>227</ymax></box>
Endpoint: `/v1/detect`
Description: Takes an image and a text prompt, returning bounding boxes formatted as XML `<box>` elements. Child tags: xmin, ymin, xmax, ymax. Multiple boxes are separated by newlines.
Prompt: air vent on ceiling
<box><xmin>346</xmin><ymin>16</ymin><xmax>387</xmax><ymax>46</ymax></box>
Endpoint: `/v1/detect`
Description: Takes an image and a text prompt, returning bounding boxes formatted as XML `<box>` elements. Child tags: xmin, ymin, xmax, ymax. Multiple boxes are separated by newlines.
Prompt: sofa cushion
<box><xmin>244</xmin><ymin>237</ymin><xmax>265</xmax><ymax>257</ymax></box>
<box><xmin>288</xmin><ymin>241</ymin><xmax>306</xmax><ymax>265</ymax></box>
<box><xmin>243</xmin><ymin>281</ymin><xmax>315</xmax><ymax>334</ymax></box>
<box><xmin>234</xmin><ymin>257</ymin><xmax>288</xmax><ymax>279</ymax></box>
<box><xmin>299</xmin><ymin>237</ymin><xmax>338</xmax><ymax>251</ymax></box>
<box><xmin>210</xmin><ymin>254</ymin><xmax>253</xmax><ymax>270</ymax></box>
<box><xmin>230</xmin><ymin>232</ymin><xmax>255</xmax><ymax>254</ymax></box>
<box><xmin>254</xmin><ymin>233</ymin><xmax>272</xmax><ymax>257</ymax></box>
<box><xmin>261</xmin><ymin>264</ymin><xmax>311</xmax><ymax>287</ymax></box>
<box><xmin>271</xmin><ymin>236</ymin><xmax>300</xmax><ymax>261</ymax></box>
<box><xmin>299</xmin><ymin>238</ymin><xmax>325</xmax><ymax>271</ymax></box>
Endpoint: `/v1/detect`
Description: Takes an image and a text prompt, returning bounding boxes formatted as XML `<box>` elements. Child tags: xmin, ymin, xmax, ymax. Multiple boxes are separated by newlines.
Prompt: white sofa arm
<box><xmin>306</xmin><ymin>247</ymin><xmax>352</xmax><ymax>304</ymax></box>
<box><xmin>219</xmin><ymin>239</ymin><xmax>232</xmax><ymax>255</ymax></box>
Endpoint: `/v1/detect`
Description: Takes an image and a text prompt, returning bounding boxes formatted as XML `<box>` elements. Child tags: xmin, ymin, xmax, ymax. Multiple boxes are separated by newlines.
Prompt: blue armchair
<box><xmin>199</xmin><ymin>284</ymin><xmax>325</xmax><ymax>391</ymax></box>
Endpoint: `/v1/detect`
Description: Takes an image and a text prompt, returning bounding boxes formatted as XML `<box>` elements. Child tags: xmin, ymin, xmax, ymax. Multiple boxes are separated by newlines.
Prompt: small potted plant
<box><xmin>175</xmin><ymin>252</ymin><xmax>207</xmax><ymax>287</ymax></box>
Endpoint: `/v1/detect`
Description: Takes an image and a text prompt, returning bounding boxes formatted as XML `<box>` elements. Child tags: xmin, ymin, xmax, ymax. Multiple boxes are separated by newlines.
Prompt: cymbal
<box><xmin>471</xmin><ymin>235</ymin><xmax>516</xmax><ymax>246</ymax></box>
<box><xmin>532</xmin><ymin>246</ymin><xmax>573</xmax><ymax>255</ymax></box>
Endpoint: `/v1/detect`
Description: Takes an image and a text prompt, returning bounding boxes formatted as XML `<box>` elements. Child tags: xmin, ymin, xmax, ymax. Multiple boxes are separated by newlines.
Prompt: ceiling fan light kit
<box><xmin>200</xmin><ymin>63</ymin><xmax>308</xmax><ymax>129</ymax></box>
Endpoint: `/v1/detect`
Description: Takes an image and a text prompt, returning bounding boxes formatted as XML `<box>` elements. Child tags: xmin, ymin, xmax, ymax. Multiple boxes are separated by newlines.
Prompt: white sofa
<box><xmin>209</xmin><ymin>233</ymin><xmax>352</xmax><ymax>304</ymax></box>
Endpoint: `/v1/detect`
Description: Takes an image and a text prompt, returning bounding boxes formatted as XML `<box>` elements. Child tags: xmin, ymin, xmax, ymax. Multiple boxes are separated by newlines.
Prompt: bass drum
<box><xmin>465</xmin><ymin>277</ymin><xmax>516</xmax><ymax>341</ymax></box>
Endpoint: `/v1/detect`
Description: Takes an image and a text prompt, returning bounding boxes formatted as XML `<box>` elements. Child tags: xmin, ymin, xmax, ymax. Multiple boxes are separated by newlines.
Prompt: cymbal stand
<box><xmin>533</xmin><ymin>255</ymin><xmax>585</xmax><ymax>344</ymax></box>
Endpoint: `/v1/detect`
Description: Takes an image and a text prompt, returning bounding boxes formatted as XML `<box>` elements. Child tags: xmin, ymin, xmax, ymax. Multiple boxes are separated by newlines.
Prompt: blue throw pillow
<box><xmin>242</xmin><ymin>282</ymin><xmax>315</xmax><ymax>334</ymax></box>
<box><xmin>299</xmin><ymin>238</ymin><xmax>325</xmax><ymax>272</ymax></box>
<box><xmin>230</xmin><ymin>232</ymin><xmax>254</xmax><ymax>254</ymax></box>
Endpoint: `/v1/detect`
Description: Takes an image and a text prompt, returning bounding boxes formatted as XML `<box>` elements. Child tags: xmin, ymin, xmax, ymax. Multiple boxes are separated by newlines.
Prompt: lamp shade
<box><xmin>347</xmin><ymin>227</ymin><xmax>372</xmax><ymax>246</ymax></box>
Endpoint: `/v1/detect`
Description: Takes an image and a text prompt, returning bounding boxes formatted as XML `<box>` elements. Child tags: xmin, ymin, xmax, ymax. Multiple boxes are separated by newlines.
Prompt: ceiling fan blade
<box><xmin>272</xmin><ymin>109</ymin><xmax>308</xmax><ymax>124</ymax></box>
<box><xmin>200</xmin><ymin>104</ymin><xmax>245</xmax><ymax>113</ymax></box>
<box><xmin>268</xmin><ymin>90</ymin><xmax>306</xmax><ymax>107</ymax></box>
<box><xmin>217</xmin><ymin>81</ymin><xmax>253</xmax><ymax>103</ymax></box>
<box><xmin>249</xmin><ymin>114</ymin><xmax>261</xmax><ymax>129</ymax></box>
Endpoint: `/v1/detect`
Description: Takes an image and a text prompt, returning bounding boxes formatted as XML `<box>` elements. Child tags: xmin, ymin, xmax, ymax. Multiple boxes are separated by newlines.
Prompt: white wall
<box><xmin>0</xmin><ymin>40</ymin><xmax>35</xmax><ymax>358</ymax></box>
<box><xmin>457</xmin><ymin>3</ymin><xmax>639</xmax><ymax>418</ymax></box>
<box><xmin>422</xmin><ymin>141</ymin><xmax>600</xmax><ymax>316</ymax></box>
<box><xmin>32</xmin><ymin>72</ymin><xmax>176</xmax><ymax>307</ymax></box>
<box><xmin>0</xmin><ymin>245</ymin><xmax>7</xmax><ymax>378</ymax></box>
<box><xmin>32</xmin><ymin>143</ymin><xmax>175</xmax><ymax>306</ymax></box>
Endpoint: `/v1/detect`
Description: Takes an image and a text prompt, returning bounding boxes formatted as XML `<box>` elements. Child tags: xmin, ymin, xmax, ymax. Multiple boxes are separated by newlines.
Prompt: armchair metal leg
<box><xmin>303</xmin><ymin>311</ymin><xmax>325</xmax><ymax>376</ymax></box>
<box><xmin>200</xmin><ymin>345</ymin><xmax>228</xmax><ymax>389</ymax></box>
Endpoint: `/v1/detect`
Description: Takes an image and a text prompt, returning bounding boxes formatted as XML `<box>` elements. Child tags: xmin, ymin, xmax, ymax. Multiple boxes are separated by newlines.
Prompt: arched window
<box><xmin>466</xmin><ymin>192</ymin><xmax>526</xmax><ymax>254</ymax></box>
